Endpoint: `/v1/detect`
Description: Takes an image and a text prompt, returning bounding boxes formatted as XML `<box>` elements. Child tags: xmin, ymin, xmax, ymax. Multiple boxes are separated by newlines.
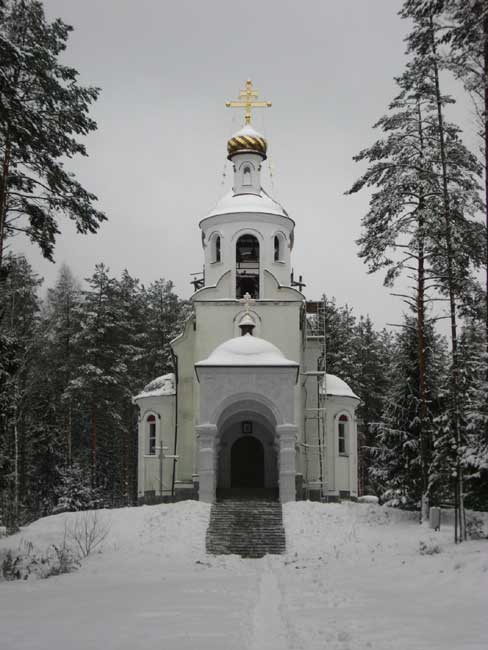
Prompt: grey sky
<box><xmin>14</xmin><ymin>0</ymin><xmax>472</xmax><ymax>329</ymax></box>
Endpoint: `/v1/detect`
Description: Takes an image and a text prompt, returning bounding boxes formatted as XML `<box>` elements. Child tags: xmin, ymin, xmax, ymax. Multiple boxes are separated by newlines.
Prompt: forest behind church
<box><xmin>1</xmin><ymin>0</ymin><xmax>488</xmax><ymax>534</ymax></box>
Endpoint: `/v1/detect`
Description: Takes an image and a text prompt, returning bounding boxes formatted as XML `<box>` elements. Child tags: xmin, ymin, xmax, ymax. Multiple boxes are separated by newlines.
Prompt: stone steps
<box><xmin>206</xmin><ymin>498</ymin><xmax>286</xmax><ymax>559</ymax></box>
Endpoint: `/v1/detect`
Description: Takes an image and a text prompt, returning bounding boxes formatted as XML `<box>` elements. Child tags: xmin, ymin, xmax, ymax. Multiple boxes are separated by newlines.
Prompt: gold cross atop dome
<box><xmin>226</xmin><ymin>79</ymin><xmax>272</xmax><ymax>125</ymax></box>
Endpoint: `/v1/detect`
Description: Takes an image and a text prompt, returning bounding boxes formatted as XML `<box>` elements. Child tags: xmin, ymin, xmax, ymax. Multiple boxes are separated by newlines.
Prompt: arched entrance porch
<box><xmin>195</xmin><ymin>361</ymin><xmax>299</xmax><ymax>504</ymax></box>
<box><xmin>216</xmin><ymin>404</ymin><xmax>279</xmax><ymax>497</ymax></box>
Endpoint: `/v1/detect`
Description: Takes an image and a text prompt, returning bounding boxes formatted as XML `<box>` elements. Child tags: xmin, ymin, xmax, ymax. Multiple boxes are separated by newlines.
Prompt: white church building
<box><xmin>134</xmin><ymin>82</ymin><xmax>360</xmax><ymax>504</ymax></box>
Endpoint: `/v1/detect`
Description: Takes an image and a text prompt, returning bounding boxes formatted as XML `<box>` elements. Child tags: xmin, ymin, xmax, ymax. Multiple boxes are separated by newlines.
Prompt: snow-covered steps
<box><xmin>206</xmin><ymin>498</ymin><xmax>286</xmax><ymax>559</ymax></box>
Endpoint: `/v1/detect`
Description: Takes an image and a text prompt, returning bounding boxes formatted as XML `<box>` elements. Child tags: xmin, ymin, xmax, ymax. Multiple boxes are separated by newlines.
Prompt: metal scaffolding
<box><xmin>301</xmin><ymin>297</ymin><xmax>328</xmax><ymax>500</ymax></box>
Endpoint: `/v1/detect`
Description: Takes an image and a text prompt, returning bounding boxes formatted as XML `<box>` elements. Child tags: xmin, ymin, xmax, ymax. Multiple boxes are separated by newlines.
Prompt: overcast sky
<box><xmin>13</xmin><ymin>0</ymin><xmax>475</xmax><ymax>330</ymax></box>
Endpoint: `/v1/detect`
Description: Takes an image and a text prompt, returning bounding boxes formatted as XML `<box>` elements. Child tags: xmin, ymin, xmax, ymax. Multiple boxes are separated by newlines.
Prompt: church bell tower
<box><xmin>199</xmin><ymin>80</ymin><xmax>294</xmax><ymax>299</ymax></box>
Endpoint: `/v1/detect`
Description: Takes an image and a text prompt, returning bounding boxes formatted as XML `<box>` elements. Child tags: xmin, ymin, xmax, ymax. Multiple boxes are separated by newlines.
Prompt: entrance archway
<box><xmin>231</xmin><ymin>436</ymin><xmax>264</xmax><ymax>488</ymax></box>
<box><xmin>196</xmin><ymin>390</ymin><xmax>297</xmax><ymax>503</ymax></box>
<box><xmin>216</xmin><ymin>406</ymin><xmax>278</xmax><ymax>493</ymax></box>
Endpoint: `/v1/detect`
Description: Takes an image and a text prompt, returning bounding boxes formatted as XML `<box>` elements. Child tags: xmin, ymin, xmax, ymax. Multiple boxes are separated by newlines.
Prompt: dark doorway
<box><xmin>231</xmin><ymin>436</ymin><xmax>264</xmax><ymax>488</ymax></box>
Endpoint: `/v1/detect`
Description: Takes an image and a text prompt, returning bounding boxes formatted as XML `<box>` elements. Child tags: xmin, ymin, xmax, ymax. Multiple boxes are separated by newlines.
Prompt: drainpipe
<box><xmin>171</xmin><ymin>349</ymin><xmax>179</xmax><ymax>498</ymax></box>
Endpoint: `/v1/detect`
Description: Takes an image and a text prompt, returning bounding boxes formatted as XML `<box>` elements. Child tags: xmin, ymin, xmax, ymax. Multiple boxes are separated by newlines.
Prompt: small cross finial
<box><xmin>291</xmin><ymin>270</ymin><xmax>306</xmax><ymax>292</ymax></box>
<box><xmin>239</xmin><ymin>292</ymin><xmax>256</xmax><ymax>313</ymax></box>
<box><xmin>226</xmin><ymin>79</ymin><xmax>272</xmax><ymax>125</ymax></box>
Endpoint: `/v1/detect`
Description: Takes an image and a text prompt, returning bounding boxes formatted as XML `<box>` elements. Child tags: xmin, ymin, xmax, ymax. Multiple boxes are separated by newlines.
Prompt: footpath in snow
<box><xmin>1</xmin><ymin>500</ymin><xmax>487</xmax><ymax>650</ymax></box>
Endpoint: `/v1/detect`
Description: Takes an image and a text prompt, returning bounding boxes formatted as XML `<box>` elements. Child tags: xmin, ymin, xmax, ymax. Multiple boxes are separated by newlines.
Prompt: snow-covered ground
<box><xmin>1</xmin><ymin>501</ymin><xmax>487</xmax><ymax>650</ymax></box>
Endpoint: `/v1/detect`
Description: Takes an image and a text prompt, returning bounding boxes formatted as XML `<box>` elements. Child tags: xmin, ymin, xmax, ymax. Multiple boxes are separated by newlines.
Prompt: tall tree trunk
<box><xmin>429</xmin><ymin>15</ymin><xmax>466</xmax><ymax>541</ymax></box>
<box><xmin>68</xmin><ymin>406</ymin><xmax>72</xmax><ymax>464</ymax></box>
<box><xmin>418</xmin><ymin>208</ymin><xmax>430</xmax><ymax>522</ymax></box>
<box><xmin>64</xmin><ymin>408</ymin><xmax>72</xmax><ymax>465</ymax></box>
<box><xmin>483</xmin><ymin>11</ymin><xmax>488</xmax><ymax>362</ymax></box>
<box><xmin>91</xmin><ymin>404</ymin><xmax>97</xmax><ymax>488</ymax></box>
<box><xmin>65</xmin><ymin>292</ymin><xmax>72</xmax><ymax>464</ymax></box>
<box><xmin>0</xmin><ymin>136</ymin><xmax>12</xmax><ymax>273</ymax></box>
<box><xmin>124</xmin><ymin>413</ymin><xmax>130</xmax><ymax>505</ymax></box>
<box><xmin>13</xmin><ymin>403</ymin><xmax>19</xmax><ymax>530</ymax></box>
<box><xmin>416</xmin><ymin>100</ymin><xmax>430</xmax><ymax>523</ymax></box>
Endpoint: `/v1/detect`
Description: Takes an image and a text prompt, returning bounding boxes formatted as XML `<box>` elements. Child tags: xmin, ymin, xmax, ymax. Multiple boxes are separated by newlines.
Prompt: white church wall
<box><xmin>197</xmin><ymin>366</ymin><xmax>296</xmax><ymax>425</ymax></box>
<box><xmin>193</xmin><ymin>300</ymin><xmax>303</xmax><ymax>369</ymax></box>
<box><xmin>200</xmin><ymin>212</ymin><xmax>294</xmax><ymax>292</ymax></box>
<box><xmin>170</xmin><ymin>299</ymin><xmax>359</xmax><ymax>502</ymax></box>
<box><xmin>136</xmin><ymin>395</ymin><xmax>176</xmax><ymax>498</ymax></box>
<box><xmin>171</xmin><ymin>319</ymin><xmax>197</xmax><ymax>491</ymax></box>
<box><xmin>173</xmin><ymin>298</ymin><xmax>304</xmax><ymax>502</ymax></box>
<box><xmin>325</xmin><ymin>397</ymin><xmax>359</xmax><ymax>499</ymax></box>
<box><xmin>262</xmin><ymin>271</ymin><xmax>304</xmax><ymax>302</ymax></box>
<box><xmin>194</xmin><ymin>276</ymin><xmax>302</xmax><ymax>313</ymax></box>
<box><xmin>193</xmin><ymin>270</ymin><xmax>232</xmax><ymax>301</ymax></box>
<box><xmin>335</xmin><ymin>458</ymin><xmax>352</xmax><ymax>492</ymax></box>
<box><xmin>231</xmin><ymin>152</ymin><xmax>263</xmax><ymax>194</ymax></box>
<box><xmin>256</xmin><ymin>302</ymin><xmax>302</xmax><ymax>360</ymax></box>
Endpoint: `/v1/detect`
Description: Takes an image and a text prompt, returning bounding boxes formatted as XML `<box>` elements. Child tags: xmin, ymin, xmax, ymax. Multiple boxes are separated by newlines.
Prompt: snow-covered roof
<box><xmin>134</xmin><ymin>373</ymin><xmax>176</xmax><ymax>400</ymax></box>
<box><xmin>231</xmin><ymin>124</ymin><xmax>265</xmax><ymax>140</ymax></box>
<box><xmin>204</xmin><ymin>188</ymin><xmax>289</xmax><ymax>220</ymax></box>
<box><xmin>195</xmin><ymin>334</ymin><xmax>298</xmax><ymax>368</ymax></box>
<box><xmin>321</xmin><ymin>374</ymin><xmax>359</xmax><ymax>400</ymax></box>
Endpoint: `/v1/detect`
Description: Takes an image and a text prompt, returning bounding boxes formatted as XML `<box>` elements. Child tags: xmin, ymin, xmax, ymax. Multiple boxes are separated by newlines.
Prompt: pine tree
<box><xmin>64</xmin><ymin>265</ymin><xmax>161</xmax><ymax>505</ymax></box>
<box><xmin>142</xmin><ymin>279</ymin><xmax>188</xmax><ymax>380</ymax></box>
<box><xmin>459</xmin><ymin>320</ymin><xmax>488</xmax><ymax>510</ymax></box>
<box><xmin>66</xmin><ymin>265</ymin><xmax>129</xmax><ymax>499</ymax></box>
<box><xmin>0</xmin><ymin>256</ymin><xmax>191</xmax><ymax>521</ymax></box>
<box><xmin>348</xmin><ymin>2</ymin><xmax>483</xmax><ymax>527</ymax></box>
<box><xmin>443</xmin><ymin>2</ymin><xmax>488</xmax><ymax>507</ymax></box>
<box><xmin>43</xmin><ymin>264</ymin><xmax>81</xmax><ymax>463</ymax></box>
<box><xmin>114</xmin><ymin>269</ymin><xmax>146</xmax><ymax>504</ymax></box>
<box><xmin>370</xmin><ymin>315</ymin><xmax>447</xmax><ymax>508</ymax></box>
<box><xmin>0</xmin><ymin>0</ymin><xmax>105</xmax><ymax>270</ymax></box>
<box><xmin>320</xmin><ymin>297</ymin><xmax>358</xmax><ymax>387</ymax></box>
<box><xmin>354</xmin><ymin>317</ymin><xmax>391</xmax><ymax>495</ymax></box>
<box><xmin>0</xmin><ymin>253</ymin><xmax>41</xmax><ymax>530</ymax></box>
<box><xmin>54</xmin><ymin>462</ymin><xmax>101</xmax><ymax>513</ymax></box>
<box><xmin>346</xmin><ymin>64</ymin><xmax>442</xmax><ymax>516</ymax></box>
<box><xmin>401</xmin><ymin>0</ymin><xmax>484</xmax><ymax>540</ymax></box>
<box><xmin>445</xmin><ymin>0</ymin><xmax>488</xmax><ymax>352</ymax></box>
<box><xmin>15</xmin><ymin>264</ymin><xmax>83</xmax><ymax>516</ymax></box>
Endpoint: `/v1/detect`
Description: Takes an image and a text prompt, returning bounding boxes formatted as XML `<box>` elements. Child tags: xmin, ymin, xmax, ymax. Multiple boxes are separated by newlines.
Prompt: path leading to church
<box><xmin>250</xmin><ymin>557</ymin><xmax>289</xmax><ymax>650</ymax></box>
<box><xmin>1</xmin><ymin>501</ymin><xmax>487</xmax><ymax>650</ymax></box>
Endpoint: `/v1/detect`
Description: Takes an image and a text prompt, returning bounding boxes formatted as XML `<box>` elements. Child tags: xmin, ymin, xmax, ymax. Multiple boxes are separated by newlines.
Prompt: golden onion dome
<box><xmin>227</xmin><ymin>124</ymin><xmax>267</xmax><ymax>159</ymax></box>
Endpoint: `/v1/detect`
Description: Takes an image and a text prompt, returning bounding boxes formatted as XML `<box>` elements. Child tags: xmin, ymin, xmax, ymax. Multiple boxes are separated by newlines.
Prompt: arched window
<box><xmin>338</xmin><ymin>414</ymin><xmax>348</xmax><ymax>455</ymax></box>
<box><xmin>274</xmin><ymin>235</ymin><xmax>280</xmax><ymax>262</ymax></box>
<box><xmin>214</xmin><ymin>235</ymin><xmax>221</xmax><ymax>263</ymax></box>
<box><xmin>243</xmin><ymin>165</ymin><xmax>252</xmax><ymax>186</ymax></box>
<box><xmin>236</xmin><ymin>234</ymin><xmax>260</xmax><ymax>299</ymax></box>
<box><xmin>147</xmin><ymin>414</ymin><xmax>157</xmax><ymax>455</ymax></box>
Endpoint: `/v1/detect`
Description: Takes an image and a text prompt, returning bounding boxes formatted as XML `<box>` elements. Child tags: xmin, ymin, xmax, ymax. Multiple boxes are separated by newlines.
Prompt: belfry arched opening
<box><xmin>236</xmin><ymin>234</ymin><xmax>260</xmax><ymax>299</ymax></box>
